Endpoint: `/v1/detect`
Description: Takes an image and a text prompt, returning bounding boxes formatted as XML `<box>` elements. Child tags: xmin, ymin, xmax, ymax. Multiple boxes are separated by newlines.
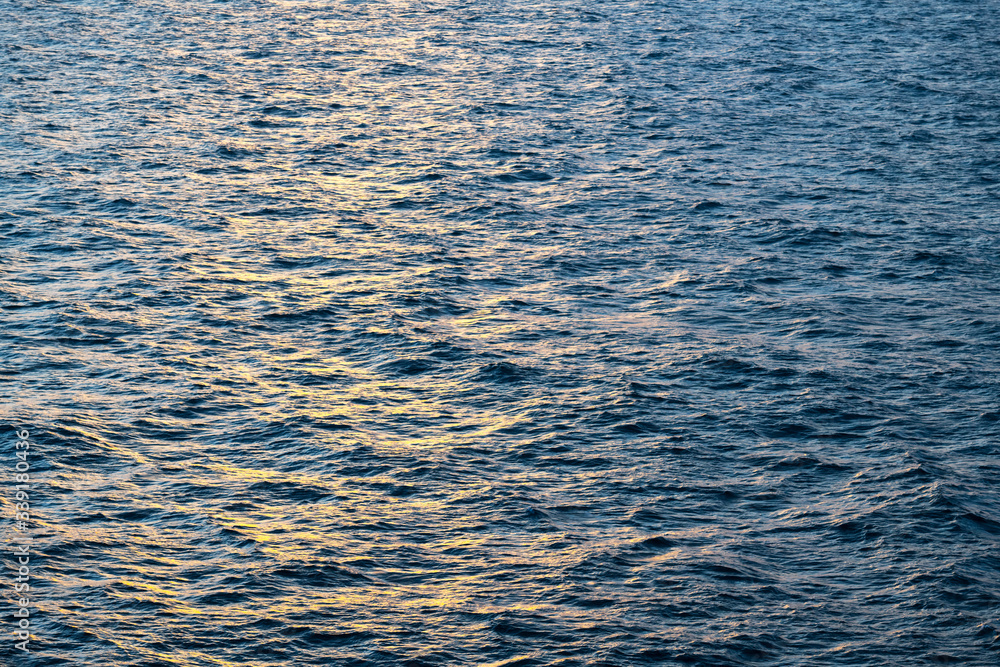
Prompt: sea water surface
<box><xmin>1</xmin><ymin>0</ymin><xmax>999</xmax><ymax>664</ymax></box>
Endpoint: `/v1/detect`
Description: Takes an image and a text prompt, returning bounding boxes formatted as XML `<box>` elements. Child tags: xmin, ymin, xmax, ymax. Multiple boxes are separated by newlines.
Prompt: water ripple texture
<box><xmin>1</xmin><ymin>0</ymin><xmax>999</xmax><ymax>664</ymax></box>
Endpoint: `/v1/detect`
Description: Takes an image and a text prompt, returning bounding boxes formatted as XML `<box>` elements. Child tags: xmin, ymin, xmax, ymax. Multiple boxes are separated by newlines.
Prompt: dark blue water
<box><xmin>2</xmin><ymin>0</ymin><xmax>999</xmax><ymax>664</ymax></box>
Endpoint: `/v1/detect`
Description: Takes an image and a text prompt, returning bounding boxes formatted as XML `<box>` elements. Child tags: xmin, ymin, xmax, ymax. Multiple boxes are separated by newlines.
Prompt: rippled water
<box><xmin>2</xmin><ymin>0</ymin><xmax>999</xmax><ymax>664</ymax></box>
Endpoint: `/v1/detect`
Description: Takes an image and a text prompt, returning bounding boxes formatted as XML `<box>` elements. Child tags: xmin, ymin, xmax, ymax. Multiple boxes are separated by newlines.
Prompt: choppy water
<box><xmin>2</xmin><ymin>0</ymin><xmax>999</xmax><ymax>664</ymax></box>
